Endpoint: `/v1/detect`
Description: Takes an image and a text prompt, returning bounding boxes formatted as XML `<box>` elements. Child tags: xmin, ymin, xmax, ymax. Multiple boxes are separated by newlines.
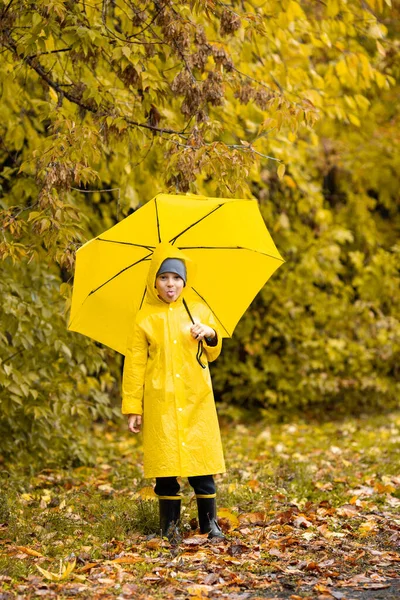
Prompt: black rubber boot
<box><xmin>196</xmin><ymin>496</ymin><xmax>225</xmax><ymax>539</ymax></box>
<box><xmin>158</xmin><ymin>498</ymin><xmax>182</xmax><ymax>543</ymax></box>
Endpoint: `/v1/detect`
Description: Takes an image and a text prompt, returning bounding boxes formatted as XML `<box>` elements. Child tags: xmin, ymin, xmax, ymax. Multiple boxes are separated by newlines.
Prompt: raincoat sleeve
<box><xmin>121</xmin><ymin>319</ymin><xmax>148</xmax><ymax>415</ymax></box>
<box><xmin>202</xmin><ymin>309</ymin><xmax>222</xmax><ymax>363</ymax></box>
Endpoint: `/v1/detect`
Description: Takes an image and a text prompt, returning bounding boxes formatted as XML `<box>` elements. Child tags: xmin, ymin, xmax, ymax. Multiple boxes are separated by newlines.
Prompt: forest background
<box><xmin>0</xmin><ymin>0</ymin><xmax>399</xmax><ymax>469</ymax></box>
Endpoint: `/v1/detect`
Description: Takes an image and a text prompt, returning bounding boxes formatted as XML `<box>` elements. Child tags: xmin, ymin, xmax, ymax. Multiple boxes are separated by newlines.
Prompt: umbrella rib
<box><xmin>155</xmin><ymin>198</ymin><xmax>161</xmax><ymax>243</ymax></box>
<box><xmin>191</xmin><ymin>287</ymin><xmax>231</xmax><ymax>337</ymax></box>
<box><xmin>139</xmin><ymin>287</ymin><xmax>147</xmax><ymax>310</ymax></box>
<box><xmin>169</xmin><ymin>204</ymin><xmax>224</xmax><ymax>245</ymax></box>
<box><xmin>97</xmin><ymin>238</ymin><xmax>155</xmax><ymax>251</ymax></box>
<box><xmin>179</xmin><ymin>245</ymin><xmax>285</xmax><ymax>261</ymax></box>
<box><xmin>88</xmin><ymin>252</ymin><xmax>153</xmax><ymax>297</ymax></box>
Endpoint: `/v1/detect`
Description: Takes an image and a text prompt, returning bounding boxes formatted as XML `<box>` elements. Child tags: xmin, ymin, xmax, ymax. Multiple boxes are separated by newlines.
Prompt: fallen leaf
<box><xmin>293</xmin><ymin>515</ymin><xmax>313</xmax><ymax>528</ymax></box>
<box><xmin>227</xmin><ymin>543</ymin><xmax>249</xmax><ymax>556</ymax></box>
<box><xmin>187</xmin><ymin>583</ymin><xmax>213</xmax><ymax>597</ymax></box>
<box><xmin>136</xmin><ymin>486</ymin><xmax>157</xmax><ymax>499</ymax></box>
<box><xmin>36</xmin><ymin>559</ymin><xmax>76</xmax><ymax>582</ymax></box>
<box><xmin>374</xmin><ymin>482</ymin><xmax>395</xmax><ymax>494</ymax></box>
<box><xmin>238</xmin><ymin>511</ymin><xmax>266</xmax><ymax>525</ymax></box>
<box><xmin>183</xmin><ymin>536</ymin><xmax>208</xmax><ymax>546</ymax></box>
<box><xmin>97</xmin><ymin>577</ymin><xmax>115</xmax><ymax>584</ymax></box>
<box><xmin>15</xmin><ymin>546</ymin><xmax>44</xmax><ymax>558</ymax></box>
<box><xmin>146</xmin><ymin>538</ymin><xmax>161</xmax><ymax>549</ymax></box>
<box><xmin>314</xmin><ymin>583</ymin><xmax>332</xmax><ymax>593</ymax></box>
<box><xmin>110</xmin><ymin>556</ymin><xmax>144</xmax><ymax>564</ymax></box>
<box><xmin>217</xmin><ymin>508</ymin><xmax>239</xmax><ymax>529</ymax></box>
<box><xmin>358</xmin><ymin>518</ymin><xmax>378</xmax><ymax>536</ymax></box>
<box><xmin>142</xmin><ymin>574</ymin><xmax>163</xmax><ymax>582</ymax></box>
<box><xmin>77</xmin><ymin>562</ymin><xmax>98</xmax><ymax>573</ymax></box>
<box><xmin>97</xmin><ymin>484</ymin><xmax>114</xmax><ymax>494</ymax></box>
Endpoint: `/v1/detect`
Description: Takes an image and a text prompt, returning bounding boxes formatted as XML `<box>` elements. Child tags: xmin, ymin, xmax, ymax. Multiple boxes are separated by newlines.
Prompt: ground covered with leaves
<box><xmin>1</xmin><ymin>411</ymin><xmax>400</xmax><ymax>599</ymax></box>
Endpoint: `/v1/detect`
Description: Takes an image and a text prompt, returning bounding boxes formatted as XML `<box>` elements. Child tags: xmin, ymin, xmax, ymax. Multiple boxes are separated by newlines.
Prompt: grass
<box><xmin>0</xmin><ymin>410</ymin><xmax>399</xmax><ymax>598</ymax></box>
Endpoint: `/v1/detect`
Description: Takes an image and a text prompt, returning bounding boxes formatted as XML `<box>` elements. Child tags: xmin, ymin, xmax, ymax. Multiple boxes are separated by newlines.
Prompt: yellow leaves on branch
<box><xmin>277</xmin><ymin>163</ymin><xmax>286</xmax><ymax>180</ymax></box>
<box><xmin>335</xmin><ymin>53</ymin><xmax>391</xmax><ymax>91</ymax></box>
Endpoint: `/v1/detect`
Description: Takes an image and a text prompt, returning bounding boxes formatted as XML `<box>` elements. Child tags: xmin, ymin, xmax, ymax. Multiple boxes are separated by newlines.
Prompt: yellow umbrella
<box><xmin>68</xmin><ymin>193</ymin><xmax>284</xmax><ymax>354</ymax></box>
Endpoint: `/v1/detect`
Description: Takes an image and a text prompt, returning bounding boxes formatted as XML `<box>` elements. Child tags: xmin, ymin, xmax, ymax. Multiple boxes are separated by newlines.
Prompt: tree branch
<box><xmin>3</xmin><ymin>32</ymin><xmax>189</xmax><ymax>138</ymax></box>
<box><xmin>127</xmin><ymin>4</ymin><xmax>166</xmax><ymax>38</ymax></box>
<box><xmin>28</xmin><ymin>47</ymin><xmax>73</xmax><ymax>60</ymax></box>
<box><xmin>1</xmin><ymin>0</ymin><xmax>15</xmax><ymax>18</ymax></box>
<box><xmin>166</xmin><ymin>138</ymin><xmax>280</xmax><ymax>162</ymax></box>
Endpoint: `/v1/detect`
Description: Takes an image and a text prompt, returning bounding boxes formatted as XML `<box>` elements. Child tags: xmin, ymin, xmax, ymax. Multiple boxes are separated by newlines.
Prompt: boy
<box><xmin>122</xmin><ymin>242</ymin><xmax>225</xmax><ymax>541</ymax></box>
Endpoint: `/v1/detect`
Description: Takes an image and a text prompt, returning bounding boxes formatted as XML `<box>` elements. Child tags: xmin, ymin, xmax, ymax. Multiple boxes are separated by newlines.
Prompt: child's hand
<box><xmin>190</xmin><ymin>323</ymin><xmax>215</xmax><ymax>341</ymax></box>
<box><xmin>128</xmin><ymin>414</ymin><xmax>142</xmax><ymax>433</ymax></box>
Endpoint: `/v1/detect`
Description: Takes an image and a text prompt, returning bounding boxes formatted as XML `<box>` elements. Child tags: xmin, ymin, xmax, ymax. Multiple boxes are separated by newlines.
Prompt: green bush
<box><xmin>0</xmin><ymin>260</ymin><xmax>118</xmax><ymax>469</ymax></box>
<box><xmin>213</xmin><ymin>171</ymin><xmax>400</xmax><ymax>416</ymax></box>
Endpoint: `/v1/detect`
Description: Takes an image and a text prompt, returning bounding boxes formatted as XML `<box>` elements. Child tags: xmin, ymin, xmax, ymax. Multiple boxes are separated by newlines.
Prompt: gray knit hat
<box><xmin>156</xmin><ymin>258</ymin><xmax>187</xmax><ymax>285</ymax></box>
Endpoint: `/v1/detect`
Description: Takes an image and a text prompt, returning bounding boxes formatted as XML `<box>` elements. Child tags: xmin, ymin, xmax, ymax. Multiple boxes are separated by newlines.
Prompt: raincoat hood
<box><xmin>146</xmin><ymin>242</ymin><xmax>195</xmax><ymax>306</ymax></box>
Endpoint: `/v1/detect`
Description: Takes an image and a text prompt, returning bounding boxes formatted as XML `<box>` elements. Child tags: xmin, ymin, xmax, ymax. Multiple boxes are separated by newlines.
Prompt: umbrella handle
<box><xmin>182</xmin><ymin>298</ymin><xmax>195</xmax><ymax>324</ymax></box>
<box><xmin>183</xmin><ymin>299</ymin><xmax>207</xmax><ymax>370</ymax></box>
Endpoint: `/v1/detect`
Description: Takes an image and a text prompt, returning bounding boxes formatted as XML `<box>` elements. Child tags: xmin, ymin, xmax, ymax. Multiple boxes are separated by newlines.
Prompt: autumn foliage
<box><xmin>0</xmin><ymin>0</ymin><xmax>399</xmax><ymax>465</ymax></box>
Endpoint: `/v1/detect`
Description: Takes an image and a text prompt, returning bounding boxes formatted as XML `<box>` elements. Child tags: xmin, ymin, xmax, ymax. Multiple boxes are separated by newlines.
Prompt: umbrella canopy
<box><xmin>68</xmin><ymin>193</ymin><xmax>284</xmax><ymax>354</ymax></box>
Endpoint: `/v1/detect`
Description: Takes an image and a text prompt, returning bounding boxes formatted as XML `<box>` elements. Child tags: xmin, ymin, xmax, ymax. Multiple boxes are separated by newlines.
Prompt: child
<box><xmin>122</xmin><ymin>242</ymin><xmax>226</xmax><ymax>541</ymax></box>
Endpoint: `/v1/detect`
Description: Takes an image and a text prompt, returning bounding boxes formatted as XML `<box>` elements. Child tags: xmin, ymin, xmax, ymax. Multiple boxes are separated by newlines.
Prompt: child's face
<box><xmin>155</xmin><ymin>272</ymin><xmax>184</xmax><ymax>303</ymax></box>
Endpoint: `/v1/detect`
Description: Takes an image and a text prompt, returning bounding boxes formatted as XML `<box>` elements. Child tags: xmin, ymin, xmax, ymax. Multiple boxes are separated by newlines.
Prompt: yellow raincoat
<box><xmin>122</xmin><ymin>243</ymin><xmax>226</xmax><ymax>478</ymax></box>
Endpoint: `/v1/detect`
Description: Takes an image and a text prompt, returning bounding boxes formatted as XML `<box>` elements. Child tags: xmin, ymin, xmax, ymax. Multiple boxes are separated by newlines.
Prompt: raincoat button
<box><xmin>178</xmin><ymin>407</ymin><xmax>183</xmax><ymax>411</ymax></box>
<box><xmin>182</xmin><ymin>442</ymin><xmax>185</xmax><ymax>446</ymax></box>
<box><xmin>173</xmin><ymin>340</ymin><xmax>177</xmax><ymax>344</ymax></box>
<box><xmin>176</xmin><ymin>373</ymin><xmax>180</xmax><ymax>378</ymax></box>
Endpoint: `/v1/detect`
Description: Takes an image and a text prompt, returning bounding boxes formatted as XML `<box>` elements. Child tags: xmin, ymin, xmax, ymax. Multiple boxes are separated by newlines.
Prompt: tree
<box><xmin>0</xmin><ymin>0</ymin><xmax>399</xmax><ymax>465</ymax></box>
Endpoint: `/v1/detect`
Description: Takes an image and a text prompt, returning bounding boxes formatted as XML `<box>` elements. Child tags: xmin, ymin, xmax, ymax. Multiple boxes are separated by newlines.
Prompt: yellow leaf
<box><xmin>136</xmin><ymin>486</ymin><xmax>157</xmax><ymax>499</ymax></box>
<box><xmin>20</xmin><ymin>493</ymin><xmax>34</xmax><ymax>504</ymax></box>
<box><xmin>77</xmin><ymin>562</ymin><xmax>98</xmax><ymax>573</ymax></box>
<box><xmin>314</xmin><ymin>583</ymin><xmax>331</xmax><ymax>593</ymax></box>
<box><xmin>374</xmin><ymin>71</ymin><xmax>387</xmax><ymax>89</ymax></box>
<box><xmin>326</xmin><ymin>0</ymin><xmax>340</xmax><ymax>17</ymax></box>
<box><xmin>320</xmin><ymin>32</ymin><xmax>331</xmax><ymax>48</ymax></box>
<box><xmin>110</xmin><ymin>556</ymin><xmax>144</xmax><ymax>564</ymax></box>
<box><xmin>284</xmin><ymin>175</ymin><xmax>297</xmax><ymax>189</ymax></box>
<box><xmin>376</xmin><ymin>41</ymin><xmax>386</xmax><ymax>56</ymax></box>
<box><xmin>277</xmin><ymin>163</ymin><xmax>286</xmax><ymax>179</ymax></box>
<box><xmin>303</xmin><ymin>89</ymin><xmax>323</xmax><ymax>108</ymax></box>
<box><xmin>36</xmin><ymin>559</ymin><xmax>76</xmax><ymax>582</ymax></box>
<box><xmin>348</xmin><ymin>114</ymin><xmax>361</xmax><ymax>127</ymax></box>
<box><xmin>49</xmin><ymin>88</ymin><xmax>58</xmax><ymax>104</ymax></box>
<box><xmin>374</xmin><ymin>482</ymin><xmax>395</xmax><ymax>494</ymax></box>
<box><xmin>261</xmin><ymin>117</ymin><xmax>277</xmax><ymax>131</ymax></box>
<box><xmin>187</xmin><ymin>584</ymin><xmax>213</xmax><ymax>597</ymax></box>
<box><xmin>217</xmin><ymin>508</ymin><xmax>239</xmax><ymax>529</ymax></box>
<box><xmin>359</xmin><ymin>519</ymin><xmax>378</xmax><ymax>536</ymax></box>
<box><xmin>16</xmin><ymin>546</ymin><xmax>44</xmax><ymax>558</ymax></box>
<box><xmin>286</xmin><ymin>0</ymin><xmax>305</xmax><ymax>20</ymax></box>
<box><xmin>61</xmin><ymin>560</ymin><xmax>77</xmax><ymax>579</ymax></box>
<box><xmin>36</xmin><ymin>565</ymin><xmax>61</xmax><ymax>582</ymax></box>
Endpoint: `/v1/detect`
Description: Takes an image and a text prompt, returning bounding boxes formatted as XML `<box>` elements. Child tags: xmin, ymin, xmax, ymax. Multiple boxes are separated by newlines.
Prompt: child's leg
<box><xmin>188</xmin><ymin>475</ymin><xmax>225</xmax><ymax>539</ymax></box>
<box><xmin>154</xmin><ymin>477</ymin><xmax>180</xmax><ymax>497</ymax></box>
<box><xmin>154</xmin><ymin>477</ymin><xmax>181</xmax><ymax>543</ymax></box>
<box><xmin>187</xmin><ymin>475</ymin><xmax>215</xmax><ymax>496</ymax></box>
